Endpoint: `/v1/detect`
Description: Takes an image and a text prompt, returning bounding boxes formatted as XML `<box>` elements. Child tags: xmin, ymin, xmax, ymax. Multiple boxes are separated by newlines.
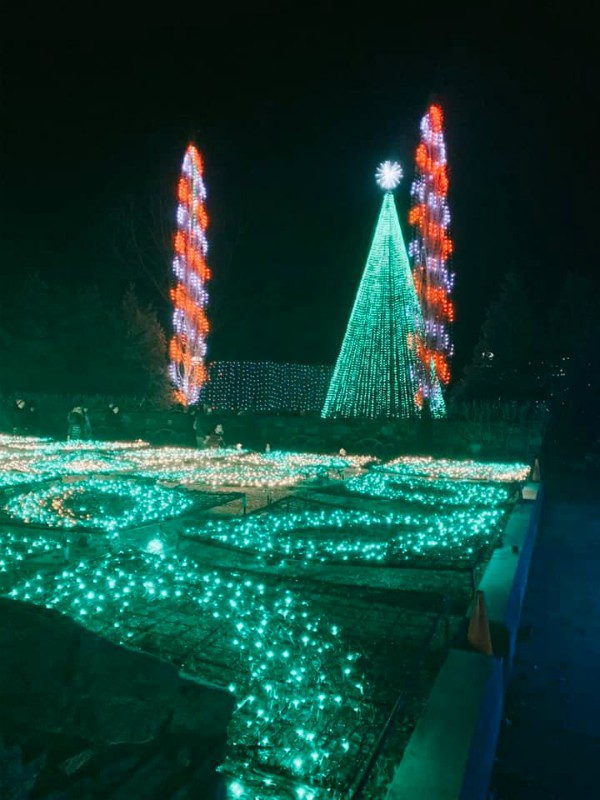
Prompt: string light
<box><xmin>0</xmin><ymin>434</ymin><xmax>53</xmax><ymax>450</ymax></box>
<box><xmin>0</xmin><ymin>529</ymin><xmax>64</xmax><ymax>575</ymax></box>
<box><xmin>169</xmin><ymin>143</ymin><xmax>210</xmax><ymax>406</ymax></box>
<box><xmin>344</xmin><ymin>471</ymin><xmax>513</xmax><ymax>507</ymax></box>
<box><xmin>130</xmin><ymin>448</ymin><xmax>373</xmax><ymax>488</ymax></box>
<box><xmin>5</xmin><ymin>478</ymin><xmax>195</xmax><ymax>532</ymax></box>
<box><xmin>344</xmin><ymin>456</ymin><xmax>529</xmax><ymax>509</ymax></box>
<box><xmin>200</xmin><ymin>361</ymin><xmax>333</xmax><ymax>413</ymax></box>
<box><xmin>322</xmin><ymin>165</ymin><xmax>443</xmax><ymax>419</ymax></box>
<box><xmin>0</xmin><ymin>440</ymin><xmax>374</xmax><ymax>491</ymax></box>
<box><xmin>409</xmin><ymin>104</ymin><xmax>454</xmax><ymax>411</ymax></box>
<box><xmin>183</xmin><ymin>503</ymin><xmax>506</xmax><ymax>566</ymax></box>
<box><xmin>0</xmin><ymin>440</ymin><xmax>525</xmax><ymax>798</ymax></box>
<box><xmin>0</xmin><ymin>439</ymin><xmax>148</xmax><ymax>489</ymax></box>
<box><xmin>2</xmin><ymin>549</ymin><xmax>385</xmax><ymax>799</ymax></box>
<box><xmin>383</xmin><ymin>456</ymin><xmax>530</xmax><ymax>483</ymax></box>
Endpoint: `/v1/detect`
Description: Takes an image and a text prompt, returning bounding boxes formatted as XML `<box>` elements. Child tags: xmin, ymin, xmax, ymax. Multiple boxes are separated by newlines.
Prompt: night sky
<box><xmin>0</xmin><ymin>17</ymin><xmax>595</xmax><ymax>381</ymax></box>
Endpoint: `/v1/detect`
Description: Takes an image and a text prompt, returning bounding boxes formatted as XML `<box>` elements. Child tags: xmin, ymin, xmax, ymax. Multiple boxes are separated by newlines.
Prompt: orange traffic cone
<box><xmin>532</xmin><ymin>458</ymin><xmax>541</xmax><ymax>482</ymax></box>
<box><xmin>468</xmin><ymin>590</ymin><xmax>493</xmax><ymax>655</ymax></box>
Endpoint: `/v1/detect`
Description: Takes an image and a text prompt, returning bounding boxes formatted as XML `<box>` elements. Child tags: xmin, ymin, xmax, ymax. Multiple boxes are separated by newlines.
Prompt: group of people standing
<box><xmin>67</xmin><ymin>403</ymin><xmax>123</xmax><ymax>441</ymax></box>
<box><xmin>193</xmin><ymin>413</ymin><xmax>225</xmax><ymax>449</ymax></box>
<box><xmin>10</xmin><ymin>398</ymin><xmax>39</xmax><ymax>435</ymax></box>
<box><xmin>8</xmin><ymin>397</ymin><xmax>227</xmax><ymax>448</ymax></box>
<box><xmin>8</xmin><ymin>397</ymin><xmax>124</xmax><ymax>442</ymax></box>
<box><xmin>66</xmin><ymin>406</ymin><xmax>92</xmax><ymax>440</ymax></box>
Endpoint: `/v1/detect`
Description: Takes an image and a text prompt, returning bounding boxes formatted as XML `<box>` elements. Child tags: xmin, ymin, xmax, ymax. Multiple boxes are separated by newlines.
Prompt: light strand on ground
<box><xmin>184</xmin><ymin>504</ymin><xmax>505</xmax><ymax>566</ymax></box>
<box><xmin>3</xmin><ymin>550</ymin><xmax>379</xmax><ymax>799</ymax></box>
<box><xmin>344</xmin><ymin>471</ymin><xmax>512</xmax><ymax>507</ymax></box>
<box><xmin>384</xmin><ymin>456</ymin><xmax>530</xmax><ymax>483</ymax></box>
<box><xmin>5</xmin><ymin>478</ymin><xmax>194</xmax><ymax>532</ymax></box>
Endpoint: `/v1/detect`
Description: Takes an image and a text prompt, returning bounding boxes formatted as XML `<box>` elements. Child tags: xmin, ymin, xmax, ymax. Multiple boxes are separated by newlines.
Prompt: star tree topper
<box><xmin>375</xmin><ymin>160</ymin><xmax>403</xmax><ymax>191</ymax></box>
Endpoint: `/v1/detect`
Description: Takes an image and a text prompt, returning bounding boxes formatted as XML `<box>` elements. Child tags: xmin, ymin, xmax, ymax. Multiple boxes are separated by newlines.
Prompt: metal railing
<box><xmin>348</xmin><ymin>594</ymin><xmax>451</xmax><ymax>799</ymax></box>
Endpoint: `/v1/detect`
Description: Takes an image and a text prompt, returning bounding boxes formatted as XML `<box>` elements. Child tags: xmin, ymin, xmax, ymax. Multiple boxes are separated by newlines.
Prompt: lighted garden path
<box><xmin>491</xmin><ymin>477</ymin><xmax>600</xmax><ymax>799</ymax></box>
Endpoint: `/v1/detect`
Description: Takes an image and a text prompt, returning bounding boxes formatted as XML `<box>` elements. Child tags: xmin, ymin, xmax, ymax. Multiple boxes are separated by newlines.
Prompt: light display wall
<box><xmin>199</xmin><ymin>361</ymin><xmax>333</xmax><ymax>413</ymax></box>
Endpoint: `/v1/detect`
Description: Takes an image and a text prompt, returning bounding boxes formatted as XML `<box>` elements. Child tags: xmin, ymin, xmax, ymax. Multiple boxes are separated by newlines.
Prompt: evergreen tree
<box><xmin>544</xmin><ymin>272</ymin><xmax>600</xmax><ymax>458</ymax></box>
<box><xmin>0</xmin><ymin>276</ymin><xmax>170</xmax><ymax>403</ymax></box>
<box><xmin>458</xmin><ymin>270</ymin><xmax>540</xmax><ymax>401</ymax></box>
<box><xmin>60</xmin><ymin>284</ymin><xmax>118</xmax><ymax>395</ymax></box>
<box><xmin>322</xmin><ymin>162</ymin><xmax>444</xmax><ymax>419</ymax></box>
<box><xmin>117</xmin><ymin>285</ymin><xmax>170</xmax><ymax>401</ymax></box>
<box><xmin>0</xmin><ymin>274</ymin><xmax>60</xmax><ymax>392</ymax></box>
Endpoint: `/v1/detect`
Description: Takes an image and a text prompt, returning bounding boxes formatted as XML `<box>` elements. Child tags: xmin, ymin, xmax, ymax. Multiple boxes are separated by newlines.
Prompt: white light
<box><xmin>146</xmin><ymin>538</ymin><xmax>164</xmax><ymax>555</ymax></box>
<box><xmin>375</xmin><ymin>161</ymin><xmax>402</xmax><ymax>191</ymax></box>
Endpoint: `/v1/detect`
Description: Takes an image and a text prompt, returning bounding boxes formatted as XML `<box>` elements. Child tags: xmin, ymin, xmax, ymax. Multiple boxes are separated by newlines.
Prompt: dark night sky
<box><xmin>0</xmin><ymin>15</ymin><xmax>595</xmax><ymax>381</ymax></box>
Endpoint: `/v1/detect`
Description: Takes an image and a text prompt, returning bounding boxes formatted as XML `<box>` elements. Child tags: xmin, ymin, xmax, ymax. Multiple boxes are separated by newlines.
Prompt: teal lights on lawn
<box><xmin>322</xmin><ymin>165</ymin><xmax>444</xmax><ymax>419</ymax></box>
<box><xmin>0</xmin><ymin>529</ymin><xmax>64</xmax><ymax>574</ymax></box>
<box><xmin>5</xmin><ymin>478</ymin><xmax>194</xmax><ymax>532</ymax></box>
<box><xmin>29</xmin><ymin>452</ymin><xmax>134</xmax><ymax>476</ymax></box>
<box><xmin>384</xmin><ymin>456</ymin><xmax>530</xmax><ymax>483</ymax></box>
<box><xmin>0</xmin><ymin>437</ymin><xmax>149</xmax><ymax>489</ymax></box>
<box><xmin>132</xmin><ymin>449</ymin><xmax>373</xmax><ymax>488</ymax></box>
<box><xmin>0</xmin><ymin>439</ymin><xmax>373</xmax><ymax>492</ymax></box>
<box><xmin>4</xmin><ymin>550</ymin><xmax>372</xmax><ymax>799</ymax></box>
<box><xmin>184</xmin><ymin>505</ymin><xmax>505</xmax><ymax>566</ymax></box>
<box><xmin>343</xmin><ymin>458</ymin><xmax>529</xmax><ymax>507</ymax></box>
<box><xmin>345</xmin><ymin>471</ymin><xmax>513</xmax><ymax>507</ymax></box>
<box><xmin>0</xmin><ymin>434</ymin><xmax>52</xmax><ymax>450</ymax></box>
<box><xmin>0</xmin><ymin>437</ymin><xmax>527</xmax><ymax>798</ymax></box>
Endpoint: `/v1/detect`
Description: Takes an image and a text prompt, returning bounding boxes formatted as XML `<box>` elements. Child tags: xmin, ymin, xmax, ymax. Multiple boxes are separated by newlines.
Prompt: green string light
<box><xmin>322</xmin><ymin>191</ymin><xmax>444</xmax><ymax>419</ymax></box>
<box><xmin>5</xmin><ymin>478</ymin><xmax>194</xmax><ymax>532</ymax></box>
<box><xmin>0</xmin><ymin>529</ymin><xmax>64</xmax><ymax>574</ymax></box>
<box><xmin>344</xmin><ymin>471</ymin><xmax>513</xmax><ymax>507</ymax></box>
<box><xmin>183</xmin><ymin>503</ymin><xmax>505</xmax><ymax>566</ymax></box>
<box><xmin>130</xmin><ymin>449</ymin><xmax>373</xmax><ymax>488</ymax></box>
<box><xmin>3</xmin><ymin>549</ymin><xmax>380</xmax><ymax>799</ymax></box>
<box><xmin>383</xmin><ymin>456</ymin><xmax>530</xmax><ymax>482</ymax></box>
<box><xmin>0</xmin><ymin>438</ymin><xmax>527</xmax><ymax>798</ymax></box>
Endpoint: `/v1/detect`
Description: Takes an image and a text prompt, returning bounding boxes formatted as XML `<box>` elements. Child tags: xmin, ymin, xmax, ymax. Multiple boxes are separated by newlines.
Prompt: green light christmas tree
<box><xmin>322</xmin><ymin>161</ymin><xmax>443</xmax><ymax>419</ymax></box>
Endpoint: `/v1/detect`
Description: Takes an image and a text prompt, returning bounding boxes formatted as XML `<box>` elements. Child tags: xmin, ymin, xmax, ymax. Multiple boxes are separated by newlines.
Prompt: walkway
<box><xmin>491</xmin><ymin>478</ymin><xmax>600</xmax><ymax>799</ymax></box>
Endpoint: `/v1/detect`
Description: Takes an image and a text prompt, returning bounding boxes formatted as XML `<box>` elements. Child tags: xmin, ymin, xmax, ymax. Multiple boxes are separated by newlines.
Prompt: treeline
<box><xmin>453</xmin><ymin>270</ymin><xmax>600</xmax><ymax>459</ymax></box>
<box><xmin>454</xmin><ymin>270</ymin><xmax>600</xmax><ymax>403</ymax></box>
<box><xmin>0</xmin><ymin>275</ymin><xmax>170</xmax><ymax>401</ymax></box>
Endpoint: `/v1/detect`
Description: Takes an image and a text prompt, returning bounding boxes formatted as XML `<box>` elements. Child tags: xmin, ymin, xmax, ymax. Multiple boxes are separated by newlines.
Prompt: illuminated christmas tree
<box><xmin>169</xmin><ymin>144</ymin><xmax>210</xmax><ymax>406</ymax></box>
<box><xmin>322</xmin><ymin>162</ymin><xmax>430</xmax><ymax>419</ymax></box>
<box><xmin>409</xmin><ymin>104</ymin><xmax>453</xmax><ymax>415</ymax></box>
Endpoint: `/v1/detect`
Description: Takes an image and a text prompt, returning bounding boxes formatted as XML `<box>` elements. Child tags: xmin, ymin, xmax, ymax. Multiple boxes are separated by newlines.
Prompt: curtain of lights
<box><xmin>199</xmin><ymin>362</ymin><xmax>333</xmax><ymax>413</ymax></box>
<box><xmin>409</xmin><ymin>104</ymin><xmax>453</xmax><ymax>414</ymax></box>
<box><xmin>169</xmin><ymin>144</ymin><xmax>210</xmax><ymax>406</ymax></box>
<box><xmin>322</xmin><ymin>163</ymin><xmax>426</xmax><ymax>419</ymax></box>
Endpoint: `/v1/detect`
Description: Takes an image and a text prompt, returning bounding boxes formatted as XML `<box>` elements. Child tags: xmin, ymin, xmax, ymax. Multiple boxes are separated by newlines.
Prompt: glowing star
<box><xmin>375</xmin><ymin>160</ymin><xmax>403</xmax><ymax>191</ymax></box>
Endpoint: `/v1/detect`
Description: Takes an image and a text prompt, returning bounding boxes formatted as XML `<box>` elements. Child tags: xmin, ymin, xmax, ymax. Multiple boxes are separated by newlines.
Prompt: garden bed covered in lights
<box><xmin>0</xmin><ymin>439</ymin><xmax>530</xmax><ymax>798</ymax></box>
<box><xmin>0</xmin><ymin>536</ymin><xmax>450</xmax><ymax>800</ymax></box>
